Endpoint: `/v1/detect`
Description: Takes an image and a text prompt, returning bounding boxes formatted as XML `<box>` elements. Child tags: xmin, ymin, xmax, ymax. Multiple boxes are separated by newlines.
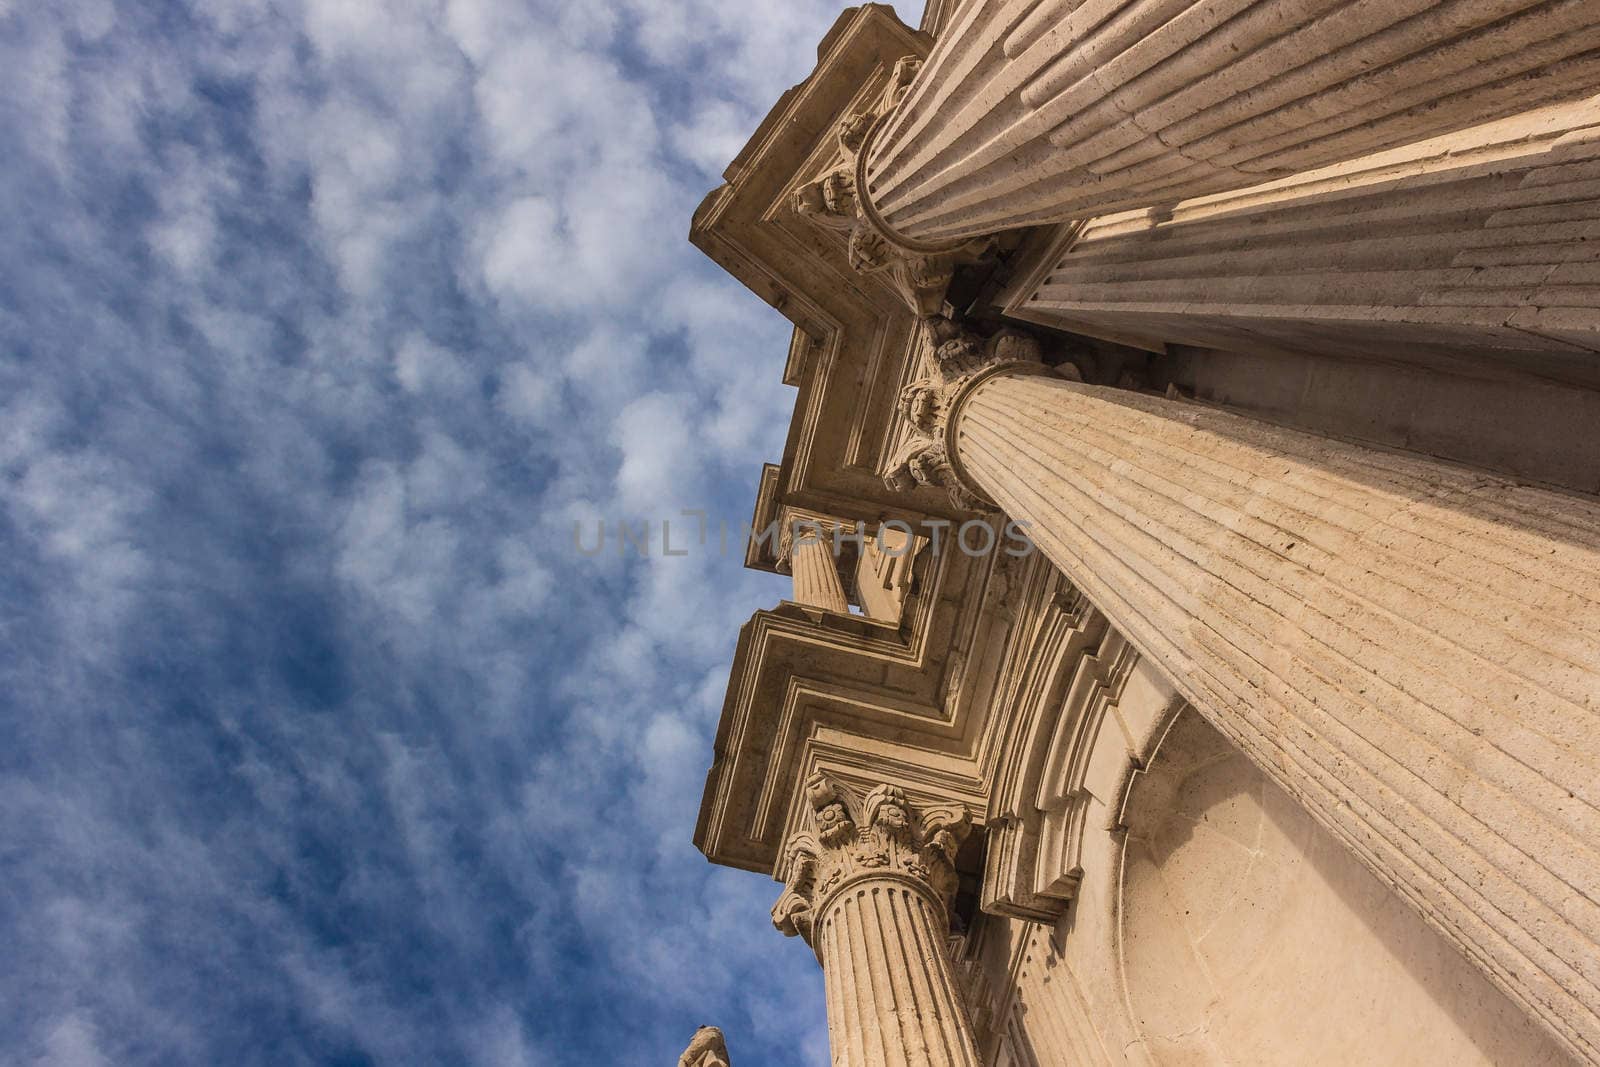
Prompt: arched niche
<box><xmin>1117</xmin><ymin>707</ymin><xmax>1575</xmax><ymax>1066</ymax></box>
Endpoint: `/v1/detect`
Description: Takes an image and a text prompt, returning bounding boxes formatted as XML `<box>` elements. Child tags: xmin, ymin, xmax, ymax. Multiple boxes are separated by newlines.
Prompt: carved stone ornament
<box><xmin>771</xmin><ymin>771</ymin><xmax>972</xmax><ymax>948</ymax></box>
<box><xmin>790</xmin><ymin>56</ymin><xmax>993</xmax><ymax>316</ymax></box>
<box><xmin>882</xmin><ymin>315</ymin><xmax>1071</xmax><ymax>511</ymax></box>
<box><xmin>677</xmin><ymin>1025</ymin><xmax>731</xmax><ymax>1067</ymax></box>
<box><xmin>775</xmin><ymin>517</ymin><xmax>828</xmax><ymax>574</ymax></box>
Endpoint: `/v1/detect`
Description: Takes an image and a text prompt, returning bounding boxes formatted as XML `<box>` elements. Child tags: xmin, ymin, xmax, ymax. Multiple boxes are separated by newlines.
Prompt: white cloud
<box><xmin>669</xmin><ymin>99</ymin><xmax>757</xmax><ymax>178</ymax></box>
<box><xmin>9</xmin><ymin>450</ymin><xmax>150</xmax><ymax>635</ymax></box>
<box><xmin>612</xmin><ymin>390</ymin><xmax>706</xmax><ymax>512</ymax></box>
<box><xmin>467</xmin><ymin>1003</ymin><xmax>545</xmax><ymax>1067</ymax></box>
<box><xmin>396</xmin><ymin>334</ymin><xmax>473</xmax><ymax>396</ymax></box>
<box><xmin>479</xmin><ymin>195</ymin><xmax>566</xmax><ymax>308</ymax></box>
<box><xmin>495</xmin><ymin>361</ymin><xmax>556</xmax><ymax>424</ymax></box>
<box><xmin>36</xmin><ymin>1013</ymin><xmax>110</xmax><ymax>1067</ymax></box>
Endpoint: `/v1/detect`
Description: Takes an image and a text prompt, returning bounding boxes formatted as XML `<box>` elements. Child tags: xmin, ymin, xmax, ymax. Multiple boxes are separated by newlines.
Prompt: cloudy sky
<box><xmin>0</xmin><ymin>0</ymin><xmax>918</xmax><ymax>1062</ymax></box>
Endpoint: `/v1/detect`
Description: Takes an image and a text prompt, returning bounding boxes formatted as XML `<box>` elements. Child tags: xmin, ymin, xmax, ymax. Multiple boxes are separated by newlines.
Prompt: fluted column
<box><xmin>883</xmin><ymin>323</ymin><xmax>1600</xmax><ymax>1059</ymax></box>
<box><xmin>773</xmin><ymin>773</ymin><xmax>980</xmax><ymax>1067</ymax></box>
<box><xmin>780</xmin><ymin>519</ymin><xmax>853</xmax><ymax>614</ymax></box>
<box><xmin>790</xmin><ymin>536</ymin><xmax>852</xmax><ymax>614</ymax></box>
<box><xmin>1015</xmin><ymin>110</ymin><xmax>1600</xmax><ymax>362</ymax></box>
<box><xmin>861</xmin><ymin>0</ymin><xmax>1600</xmax><ymax>240</ymax></box>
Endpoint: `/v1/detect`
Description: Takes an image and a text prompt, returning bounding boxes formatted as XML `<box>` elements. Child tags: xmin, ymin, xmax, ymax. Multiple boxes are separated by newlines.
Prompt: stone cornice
<box><xmin>694</xmin><ymin>542</ymin><xmax>993</xmax><ymax>873</ymax></box>
<box><xmin>689</xmin><ymin>5</ymin><xmax>971</xmax><ymax>528</ymax></box>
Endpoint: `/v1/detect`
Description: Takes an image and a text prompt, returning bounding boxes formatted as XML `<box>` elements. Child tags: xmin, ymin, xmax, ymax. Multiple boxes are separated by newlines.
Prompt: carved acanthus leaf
<box><xmin>772</xmin><ymin>772</ymin><xmax>972</xmax><ymax>947</ymax></box>
<box><xmin>880</xmin><ymin>315</ymin><xmax>1053</xmax><ymax>511</ymax></box>
<box><xmin>790</xmin><ymin>56</ymin><xmax>993</xmax><ymax>315</ymax></box>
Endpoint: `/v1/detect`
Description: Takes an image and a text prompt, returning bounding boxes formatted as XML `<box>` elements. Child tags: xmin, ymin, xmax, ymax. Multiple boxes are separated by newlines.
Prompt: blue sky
<box><xmin>0</xmin><ymin>0</ymin><xmax>917</xmax><ymax>1062</ymax></box>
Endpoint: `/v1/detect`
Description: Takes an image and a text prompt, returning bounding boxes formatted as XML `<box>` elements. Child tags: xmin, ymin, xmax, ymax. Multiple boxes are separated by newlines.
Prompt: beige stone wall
<box><xmin>971</xmin><ymin>706</ymin><xmax>1578</xmax><ymax>1066</ymax></box>
<box><xmin>1119</xmin><ymin>708</ymin><xmax>1575</xmax><ymax>1066</ymax></box>
<box><xmin>690</xmin><ymin>7</ymin><xmax>1600</xmax><ymax>1063</ymax></box>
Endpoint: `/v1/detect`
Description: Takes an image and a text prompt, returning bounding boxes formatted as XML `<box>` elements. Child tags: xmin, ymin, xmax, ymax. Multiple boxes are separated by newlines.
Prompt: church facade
<box><xmin>683</xmin><ymin>3</ymin><xmax>1600</xmax><ymax>1064</ymax></box>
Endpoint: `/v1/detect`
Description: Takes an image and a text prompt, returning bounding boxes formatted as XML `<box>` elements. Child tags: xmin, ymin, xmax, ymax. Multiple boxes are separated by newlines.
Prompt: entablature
<box><xmin>695</xmin><ymin>523</ymin><xmax>1017</xmax><ymax>873</ymax></box>
<box><xmin>692</xmin><ymin>6</ymin><xmax>962</xmax><ymax>526</ymax></box>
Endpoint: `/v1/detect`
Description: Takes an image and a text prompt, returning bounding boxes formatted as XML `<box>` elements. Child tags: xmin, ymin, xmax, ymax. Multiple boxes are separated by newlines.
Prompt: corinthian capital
<box><xmin>771</xmin><ymin>771</ymin><xmax>971</xmax><ymax>948</ymax></box>
<box><xmin>790</xmin><ymin>56</ymin><xmax>992</xmax><ymax>316</ymax></box>
<box><xmin>882</xmin><ymin>315</ymin><xmax>1076</xmax><ymax>511</ymax></box>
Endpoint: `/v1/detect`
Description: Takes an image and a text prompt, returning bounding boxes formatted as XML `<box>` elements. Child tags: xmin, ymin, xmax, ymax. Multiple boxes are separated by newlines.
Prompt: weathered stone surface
<box><xmin>1009</xmin><ymin>100</ymin><xmax>1600</xmax><ymax>382</ymax></box>
<box><xmin>944</xmin><ymin>367</ymin><xmax>1600</xmax><ymax>1060</ymax></box>
<box><xmin>774</xmin><ymin>772</ymin><xmax>981</xmax><ymax>1067</ymax></box>
<box><xmin>678</xmin><ymin>1025</ymin><xmax>731</xmax><ymax>1067</ymax></box>
<box><xmin>863</xmin><ymin>0</ymin><xmax>1600</xmax><ymax>240</ymax></box>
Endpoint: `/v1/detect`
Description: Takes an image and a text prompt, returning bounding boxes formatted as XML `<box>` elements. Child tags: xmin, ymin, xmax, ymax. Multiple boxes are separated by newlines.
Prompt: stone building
<box><xmin>684</xmin><ymin>2</ymin><xmax>1600</xmax><ymax>1064</ymax></box>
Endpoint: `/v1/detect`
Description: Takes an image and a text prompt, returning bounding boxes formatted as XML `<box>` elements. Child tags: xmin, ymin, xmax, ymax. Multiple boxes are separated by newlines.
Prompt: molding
<box><xmin>690</xmin><ymin>4</ymin><xmax>963</xmax><ymax>527</ymax></box>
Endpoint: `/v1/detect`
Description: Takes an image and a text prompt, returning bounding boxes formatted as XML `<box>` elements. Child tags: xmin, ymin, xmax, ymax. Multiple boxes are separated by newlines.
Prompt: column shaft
<box><xmin>819</xmin><ymin>878</ymin><xmax>979</xmax><ymax>1067</ymax></box>
<box><xmin>791</xmin><ymin>535</ymin><xmax>852</xmax><ymax>613</ymax></box>
<box><xmin>1015</xmin><ymin>114</ymin><xmax>1600</xmax><ymax>364</ymax></box>
<box><xmin>774</xmin><ymin>776</ymin><xmax>981</xmax><ymax>1067</ymax></box>
<box><xmin>948</xmin><ymin>372</ymin><xmax>1600</xmax><ymax>1060</ymax></box>
<box><xmin>864</xmin><ymin>0</ymin><xmax>1600</xmax><ymax>240</ymax></box>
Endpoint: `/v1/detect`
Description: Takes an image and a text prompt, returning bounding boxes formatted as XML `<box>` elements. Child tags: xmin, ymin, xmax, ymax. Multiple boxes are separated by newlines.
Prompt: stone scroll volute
<box><xmin>789</xmin><ymin>57</ymin><xmax>993</xmax><ymax>316</ymax></box>
<box><xmin>771</xmin><ymin>771</ymin><xmax>972</xmax><ymax>948</ymax></box>
<box><xmin>880</xmin><ymin>315</ymin><xmax>1084</xmax><ymax>512</ymax></box>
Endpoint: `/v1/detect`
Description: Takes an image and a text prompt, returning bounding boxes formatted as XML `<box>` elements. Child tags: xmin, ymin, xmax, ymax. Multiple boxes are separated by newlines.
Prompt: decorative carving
<box><xmin>881</xmin><ymin>315</ymin><xmax>1060</xmax><ymax>511</ymax></box>
<box><xmin>790</xmin><ymin>57</ymin><xmax>992</xmax><ymax>315</ymax></box>
<box><xmin>807</xmin><ymin>772</ymin><xmax>856</xmax><ymax>847</ymax></box>
<box><xmin>772</xmin><ymin>771</ymin><xmax>971</xmax><ymax>948</ymax></box>
<box><xmin>988</xmin><ymin>546</ymin><xmax>1029</xmax><ymax>620</ymax></box>
<box><xmin>678</xmin><ymin>1026</ymin><xmax>731</xmax><ymax>1067</ymax></box>
<box><xmin>983</xmin><ymin>622</ymin><xmax>1143</xmax><ymax>924</ymax></box>
<box><xmin>793</xmin><ymin>172</ymin><xmax>858</xmax><ymax>233</ymax></box>
<box><xmin>776</xmin><ymin>517</ymin><xmax>828</xmax><ymax>574</ymax></box>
